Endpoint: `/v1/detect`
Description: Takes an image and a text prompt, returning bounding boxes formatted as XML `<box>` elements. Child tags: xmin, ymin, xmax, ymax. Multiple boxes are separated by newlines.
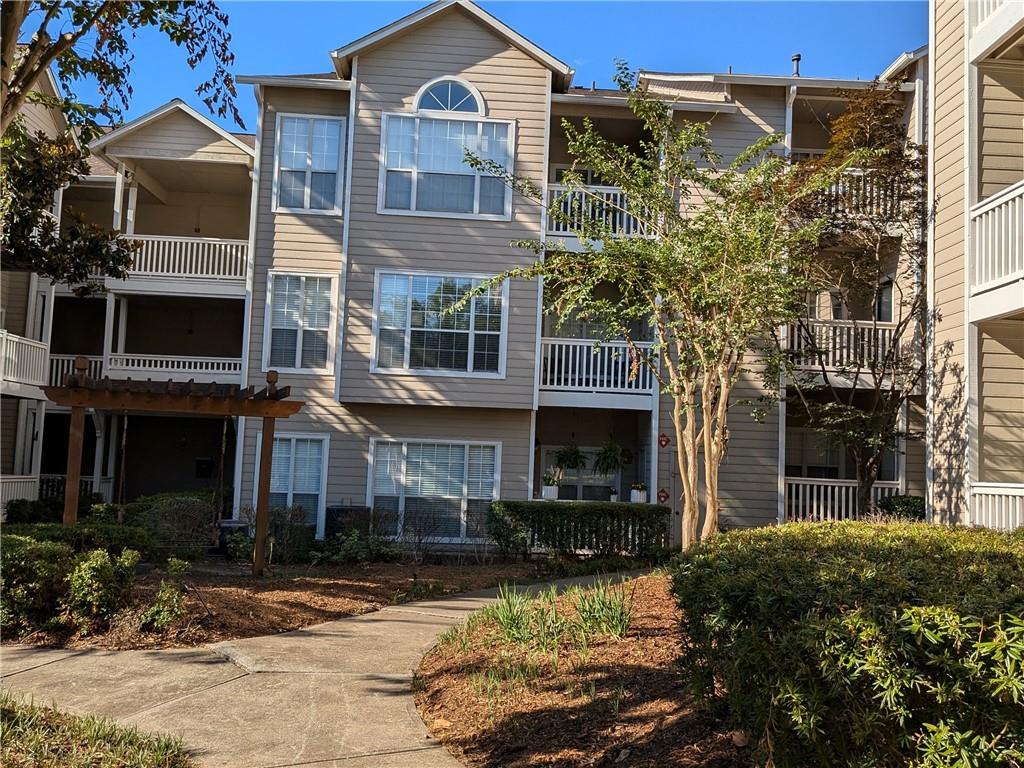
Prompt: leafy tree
<box><xmin>470</xmin><ymin>64</ymin><xmax>831</xmax><ymax>549</ymax></box>
<box><xmin>783</xmin><ymin>83</ymin><xmax>929</xmax><ymax>515</ymax></box>
<box><xmin>1</xmin><ymin>1</ymin><xmax>241</xmax><ymax>290</ymax></box>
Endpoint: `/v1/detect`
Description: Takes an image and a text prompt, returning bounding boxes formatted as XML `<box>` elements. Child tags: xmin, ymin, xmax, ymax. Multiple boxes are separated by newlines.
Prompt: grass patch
<box><xmin>0</xmin><ymin>691</ymin><xmax>195</xmax><ymax>767</ymax></box>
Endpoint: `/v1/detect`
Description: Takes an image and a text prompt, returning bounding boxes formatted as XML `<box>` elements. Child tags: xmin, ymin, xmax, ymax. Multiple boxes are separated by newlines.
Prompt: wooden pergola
<box><xmin>44</xmin><ymin>357</ymin><xmax>305</xmax><ymax>576</ymax></box>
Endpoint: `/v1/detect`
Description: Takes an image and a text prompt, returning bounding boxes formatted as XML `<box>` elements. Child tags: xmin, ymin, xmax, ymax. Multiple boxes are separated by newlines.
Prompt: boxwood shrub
<box><xmin>488</xmin><ymin>500</ymin><xmax>669</xmax><ymax>558</ymax></box>
<box><xmin>672</xmin><ymin>522</ymin><xmax>1024</xmax><ymax>767</ymax></box>
<box><xmin>0</xmin><ymin>535</ymin><xmax>77</xmax><ymax>632</ymax></box>
<box><xmin>2</xmin><ymin>523</ymin><xmax>150</xmax><ymax>557</ymax></box>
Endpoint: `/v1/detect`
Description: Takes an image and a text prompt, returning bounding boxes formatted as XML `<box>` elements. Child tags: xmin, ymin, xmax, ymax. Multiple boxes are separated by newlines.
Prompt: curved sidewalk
<box><xmin>1</xmin><ymin>573</ymin><xmax>628</xmax><ymax>767</ymax></box>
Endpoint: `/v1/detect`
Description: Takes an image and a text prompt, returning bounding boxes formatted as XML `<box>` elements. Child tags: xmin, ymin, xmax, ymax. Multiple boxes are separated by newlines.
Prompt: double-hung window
<box><xmin>374</xmin><ymin>271</ymin><xmax>505</xmax><ymax>376</ymax></box>
<box><xmin>380</xmin><ymin>78</ymin><xmax>513</xmax><ymax>219</ymax></box>
<box><xmin>263</xmin><ymin>434</ymin><xmax>329</xmax><ymax>536</ymax></box>
<box><xmin>275</xmin><ymin>114</ymin><xmax>346</xmax><ymax>213</ymax></box>
<box><xmin>370</xmin><ymin>439</ymin><xmax>498</xmax><ymax>541</ymax></box>
<box><xmin>266</xmin><ymin>273</ymin><xmax>333</xmax><ymax>371</ymax></box>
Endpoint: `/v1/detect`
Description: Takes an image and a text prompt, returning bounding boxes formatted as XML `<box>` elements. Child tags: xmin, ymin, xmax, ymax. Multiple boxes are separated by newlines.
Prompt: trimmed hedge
<box><xmin>0</xmin><ymin>535</ymin><xmax>77</xmax><ymax>632</ymax></box>
<box><xmin>672</xmin><ymin>522</ymin><xmax>1024</xmax><ymax>767</ymax></box>
<box><xmin>2</xmin><ymin>523</ymin><xmax>151</xmax><ymax>557</ymax></box>
<box><xmin>488</xmin><ymin>500</ymin><xmax>669</xmax><ymax>558</ymax></box>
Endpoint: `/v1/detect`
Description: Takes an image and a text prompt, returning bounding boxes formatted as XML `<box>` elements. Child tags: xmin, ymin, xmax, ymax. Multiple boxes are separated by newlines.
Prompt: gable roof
<box><xmin>89</xmin><ymin>99</ymin><xmax>255</xmax><ymax>158</ymax></box>
<box><xmin>330</xmin><ymin>0</ymin><xmax>574</xmax><ymax>90</ymax></box>
<box><xmin>880</xmin><ymin>44</ymin><xmax>928</xmax><ymax>82</ymax></box>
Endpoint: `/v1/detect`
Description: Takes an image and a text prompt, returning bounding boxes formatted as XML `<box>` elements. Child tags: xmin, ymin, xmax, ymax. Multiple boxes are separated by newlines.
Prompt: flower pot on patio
<box><xmin>541</xmin><ymin>485</ymin><xmax>558</xmax><ymax>500</ymax></box>
<box><xmin>630</xmin><ymin>489</ymin><xmax>648</xmax><ymax>503</ymax></box>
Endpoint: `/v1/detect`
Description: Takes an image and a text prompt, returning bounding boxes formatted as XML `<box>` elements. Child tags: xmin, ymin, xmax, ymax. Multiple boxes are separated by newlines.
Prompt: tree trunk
<box><xmin>700</xmin><ymin>373</ymin><xmax>733</xmax><ymax>540</ymax></box>
<box><xmin>674</xmin><ymin>390</ymin><xmax>700</xmax><ymax>550</ymax></box>
<box><xmin>855</xmin><ymin>451</ymin><xmax>881</xmax><ymax>518</ymax></box>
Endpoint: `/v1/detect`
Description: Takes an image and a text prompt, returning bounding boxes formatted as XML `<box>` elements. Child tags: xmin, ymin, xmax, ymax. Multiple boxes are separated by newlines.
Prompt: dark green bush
<box><xmin>3</xmin><ymin>493</ymin><xmax>102</xmax><ymax>524</ymax></box>
<box><xmin>311</xmin><ymin>530</ymin><xmax>400</xmax><ymax>565</ymax></box>
<box><xmin>672</xmin><ymin>522</ymin><xmax>1024</xmax><ymax>767</ymax></box>
<box><xmin>2</xmin><ymin>523</ymin><xmax>150</xmax><ymax>557</ymax></box>
<box><xmin>66</xmin><ymin>549</ymin><xmax>139</xmax><ymax>626</ymax></box>
<box><xmin>488</xmin><ymin>501</ymin><xmax>669</xmax><ymax>559</ymax></box>
<box><xmin>128</xmin><ymin>496</ymin><xmax>218</xmax><ymax>560</ymax></box>
<box><xmin>877</xmin><ymin>493</ymin><xmax>926</xmax><ymax>520</ymax></box>
<box><xmin>140</xmin><ymin>558</ymin><xmax>190</xmax><ymax>631</ymax></box>
<box><xmin>0</xmin><ymin>535</ymin><xmax>76</xmax><ymax>632</ymax></box>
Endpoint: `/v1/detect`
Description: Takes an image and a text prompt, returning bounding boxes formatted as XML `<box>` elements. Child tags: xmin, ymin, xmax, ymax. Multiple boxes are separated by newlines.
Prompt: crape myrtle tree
<box><xmin>469</xmin><ymin>63</ymin><xmax>835</xmax><ymax>549</ymax></box>
<box><xmin>781</xmin><ymin>82</ymin><xmax>929</xmax><ymax>515</ymax></box>
<box><xmin>1</xmin><ymin>0</ymin><xmax>241</xmax><ymax>291</ymax></box>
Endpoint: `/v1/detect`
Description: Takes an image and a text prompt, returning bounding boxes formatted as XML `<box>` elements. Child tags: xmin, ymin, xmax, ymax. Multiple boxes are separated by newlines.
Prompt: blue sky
<box><xmin>96</xmin><ymin>1</ymin><xmax>927</xmax><ymax>134</ymax></box>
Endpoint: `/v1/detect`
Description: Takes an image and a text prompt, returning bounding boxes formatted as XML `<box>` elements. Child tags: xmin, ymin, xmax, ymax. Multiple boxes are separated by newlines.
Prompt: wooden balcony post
<box><xmin>62</xmin><ymin>357</ymin><xmax>91</xmax><ymax>525</ymax></box>
<box><xmin>252</xmin><ymin>371</ymin><xmax>279</xmax><ymax>577</ymax></box>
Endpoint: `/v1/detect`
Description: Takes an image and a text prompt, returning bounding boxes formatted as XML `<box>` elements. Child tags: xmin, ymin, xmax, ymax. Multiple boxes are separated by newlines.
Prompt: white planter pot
<box><xmin>630</xmin><ymin>489</ymin><xmax>648</xmax><ymax>503</ymax></box>
<box><xmin>609</xmin><ymin>493</ymin><xmax>619</xmax><ymax>503</ymax></box>
<box><xmin>541</xmin><ymin>485</ymin><xmax>558</xmax><ymax>500</ymax></box>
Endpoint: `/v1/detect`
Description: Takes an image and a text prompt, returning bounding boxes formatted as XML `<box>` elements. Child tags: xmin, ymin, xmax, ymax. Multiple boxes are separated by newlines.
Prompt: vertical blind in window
<box><xmin>376</xmin><ymin>273</ymin><xmax>503</xmax><ymax>374</ymax></box>
<box><xmin>382</xmin><ymin>115</ymin><xmax>511</xmax><ymax>216</ymax></box>
<box><xmin>269</xmin><ymin>274</ymin><xmax>332</xmax><ymax>369</ymax></box>
<box><xmin>277</xmin><ymin>116</ymin><xmax>345</xmax><ymax>211</ymax></box>
<box><xmin>371</xmin><ymin>440</ymin><xmax>497</xmax><ymax>540</ymax></box>
<box><xmin>268</xmin><ymin>436</ymin><xmax>325</xmax><ymax>526</ymax></box>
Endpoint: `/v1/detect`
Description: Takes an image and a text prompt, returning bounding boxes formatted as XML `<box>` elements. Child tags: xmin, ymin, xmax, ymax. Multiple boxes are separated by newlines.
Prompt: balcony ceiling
<box><xmin>134</xmin><ymin>158</ymin><xmax>251</xmax><ymax>197</ymax></box>
<box><xmin>991</xmin><ymin>31</ymin><xmax>1024</xmax><ymax>60</ymax></box>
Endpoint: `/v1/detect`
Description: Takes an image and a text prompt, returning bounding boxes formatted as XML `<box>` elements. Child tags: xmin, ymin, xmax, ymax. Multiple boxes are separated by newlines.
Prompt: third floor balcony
<box><xmin>538</xmin><ymin>337</ymin><xmax>656</xmax><ymax>410</ymax></box>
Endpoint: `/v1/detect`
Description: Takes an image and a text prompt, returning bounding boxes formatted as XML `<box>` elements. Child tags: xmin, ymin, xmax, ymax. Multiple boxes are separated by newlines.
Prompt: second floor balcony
<box><xmin>538</xmin><ymin>337</ymin><xmax>656</xmax><ymax>410</ymax></box>
<box><xmin>128</xmin><ymin>234</ymin><xmax>248</xmax><ymax>284</ymax></box>
<box><xmin>546</xmin><ymin>185</ymin><xmax>648</xmax><ymax>241</ymax></box>
<box><xmin>786</xmin><ymin>318</ymin><xmax>898</xmax><ymax>373</ymax></box>
<box><xmin>0</xmin><ymin>329</ymin><xmax>48</xmax><ymax>397</ymax></box>
<box><xmin>970</xmin><ymin>178</ymin><xmax>1024</xmax><ymax>306</ymax></box>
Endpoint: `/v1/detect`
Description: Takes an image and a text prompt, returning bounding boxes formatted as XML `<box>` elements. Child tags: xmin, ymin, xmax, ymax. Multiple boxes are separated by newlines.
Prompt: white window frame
<box><xmin>376</xmin><ymin>106</ymin><xmax>516</xmax><ymax>221</ymax></box>
<box><xmin>370</xmin><ymin>267</ymin><xmax>509</xmax><ymax>379</ymax></box>
<box><xmin>253</xmin><ymin>431</ymin><xmax>330</xmax><ymax>540</ymax></box>
<box><xmin>262</xmin><ymin>269</ymin><xmax>337</xmax><ymax>374</ymax></box>
<box><xmin>365</xmin><ymin>436</ymin><xmax>502</xmax><ymax>544</ymax></box>
<box><xmin>272</xmin><ymin>112</ymin><xmax>347</xmax><ymax>216</ymax></box>
<box><xmin>414</xmin><ymin>76</ymin><xmax>486</xmax><ymax>115</ymax></box>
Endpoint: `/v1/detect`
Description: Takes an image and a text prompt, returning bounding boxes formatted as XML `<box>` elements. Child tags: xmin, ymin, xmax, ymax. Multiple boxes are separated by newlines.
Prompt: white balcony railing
<box><xmin>787</xmin><ymin>319</ymin><xmax>897</xmax><ymax>370</ymax></box>
<box><xmin>39</xmin><ymin>474</ymin><xmax>113</xmax><ymax>503</ymax></box>
<box><xmin>969</xmin><ymin>0</ymin><xmax>1010</xmax><ymax>34</ymax></box>
<box><xmin>128</xmin><ymin>235</ymin><xmax>248</xmax><ymax>281</ymax></box>
<box><xmin>967</xmin><ymin>0</ymin><xmax>1023</xmax><ymax>60</ymax></box>
<box><xmin>546</xmin><ymin>185</ymin><xmax>648</xmax><ymax>238</ymax></box>
<box><xmin>0</xmin><ymin>330</ymin><xmax>49</xmax><ymax>390</ymax></box>
<box><xmin>539</xmin><ymin>338</ymin><xmax>654</xmax><ymax>395</ymax></box>
<box><xmin>971</xmin><ymin>483</ymin><xmax>1024</xmax><ymax>531</ymax></box>
<box><xmin>823</xmin><ymin>170</ymin><xmax>901</xmax><ymax>218</ymax></box>
<box><xmin>49</xmin><ymin>354</ymin><xmax>103</xmax><ymax>387</ymax></box>
<box><xmin>106</xmin><ymin>353</ymin><xmax>243</xmax><ymax>383</ymax></box>
<box><xmin>1</xmin><ymin>475</ymin><xmax>40</xmax><ymax>513</ymax></box>
<box><xmin>785</xmin><ymin>478</ymin><xmax>900</xmax><ymax>522</ymax></box>
<box><xmin>970</xmin><ymin>179</ymin><xmax>1024</xmax><ymax>293</ymax></box>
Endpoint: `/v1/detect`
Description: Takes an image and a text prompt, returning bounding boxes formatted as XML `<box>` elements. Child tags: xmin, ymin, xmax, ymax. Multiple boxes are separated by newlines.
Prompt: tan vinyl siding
<box><xmin>106</xmin><ymin>109</ymin><xmax>251</xmax><ymax>163</ymax></box>
<box><xmin>699</xmin><ymin>85</ymin><xmax>788</xmax><ymax>165</ymax></box>
<box><xmin>339</xmin><ymin>8</ymin><xmax>547</xmax><ymax>409</ymax></box>
<box><xmin>929</xmin><ymin>0</ymin><xmax>969</xmax><ymax>522</ymax></box>
<box><xmin>978</xmin><ymin>319</ymin><xmax>1024</xmax><ymax>483</ymax></box>
<box><xmin>906</xmin><ymin>401</ymin><xmax>928</xmax><ymax>497</ymax></box>
<box><xmin>1</xmin><ymin>271</ymin><xmax>31</xmax><ymax>337</ymax></box>
<box><xmin>238</xmin><ymin>404</ymin><xmax>532</xmax><ymax>513</ymax></box>
<box><xmin>977</xmin><ymin>63</ymin><xmax>1024</xmax><ymax>199</ymax></box>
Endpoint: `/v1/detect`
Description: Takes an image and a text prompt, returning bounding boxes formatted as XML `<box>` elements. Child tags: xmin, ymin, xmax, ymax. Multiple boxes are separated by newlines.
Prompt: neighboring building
<box><xmin>4</xmin><ymin>0</ymin><xmax>942</xmax><ymax>543</ymax></box>
<box><xmin>927</xmin><ymin>0</ymin><xmax>1024</xmax><ymax>529</ymax></box>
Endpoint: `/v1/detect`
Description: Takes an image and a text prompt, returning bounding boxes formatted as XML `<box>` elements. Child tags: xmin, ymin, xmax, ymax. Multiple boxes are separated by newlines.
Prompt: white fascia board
<box><xmin>551</xmin><ymin>92</ymin><xmax>739</xmax><ymax>113</ymax></box>
<box><xmin>237</xmin><ymin>75</ymin><xmax>351</xmax><ymax>91</ymax></box>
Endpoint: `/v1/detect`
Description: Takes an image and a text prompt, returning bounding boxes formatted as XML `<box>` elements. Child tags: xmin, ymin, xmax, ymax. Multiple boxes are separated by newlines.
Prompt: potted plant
<box><xmin>630</xmin><ymin>482</ymin><xmax>648</xmax><ymax>504</ymax></box>
<box><xmin>592</xmin><ymin>440</ymin><xmax>624</xmax><ymax>502</ymax></box>
<box><xmin>554</xmin><ymin>443</ymin><xmax>587</xmax><ymax>474</ymax></box>
<box><xmin>541</xmin><ymin>468</ymin><xmax>560</xmax><ymax>500</ymax></box>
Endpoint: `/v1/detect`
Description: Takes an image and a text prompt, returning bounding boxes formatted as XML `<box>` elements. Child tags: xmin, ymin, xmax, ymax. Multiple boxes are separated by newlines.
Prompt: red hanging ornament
<box><xmin>658</xmin><ymin>433</ymin><xmax>671</xmax><ymax>448</ymax></box>
<box><xmin>657</xmin><ymin>488</ymin><xmax>670</xmax><ymax>504</ymax></box>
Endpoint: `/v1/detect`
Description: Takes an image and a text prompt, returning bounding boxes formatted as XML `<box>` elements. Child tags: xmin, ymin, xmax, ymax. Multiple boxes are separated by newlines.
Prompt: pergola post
<box><xmin>252</xmin><ymin>371</ymin><xmax>280</xmax><ymax>577</ymax></box>
<box><xmin>64</xmin><ymin>404</ymin><xmax>86</xmax><ymax>525</ymax></box>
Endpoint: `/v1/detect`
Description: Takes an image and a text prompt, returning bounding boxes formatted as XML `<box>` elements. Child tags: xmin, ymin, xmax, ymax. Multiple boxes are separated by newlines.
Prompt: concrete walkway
<box><xmin>1</xmin><ymin>574</ymin><xmax>627</xmax><ymax>767</ymax></box>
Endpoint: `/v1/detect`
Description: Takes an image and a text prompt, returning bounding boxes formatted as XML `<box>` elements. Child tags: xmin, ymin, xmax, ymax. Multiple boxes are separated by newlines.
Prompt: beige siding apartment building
<box><xmin>2</xmin><ymin>0</ymin><xmax>953</xmax><ymax>542</ymax></box>
<box><xmin>927</xmin><ymin>0</ymin><xmax>1024</xmax><ymax>529</ymax></box>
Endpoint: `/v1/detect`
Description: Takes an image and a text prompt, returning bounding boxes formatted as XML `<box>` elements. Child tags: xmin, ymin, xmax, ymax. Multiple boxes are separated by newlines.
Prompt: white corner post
<box><xmin>125</xmin><ymin>183</ymin><xmax>138</xmax><ymax>236</ymax></box>
<box><xmin>116</xmin><ymin>297</ymin><xmax>128</xmax><ymax>354</ymax></box>
<box><xmin>783</xmin><ymin>85</ymin><xmax>798</xmax><ymax>158</ymax></box>
<box><xmin>91</xmin><ymin>412</ymin><xmax>106</xmax><ymax>500</ymax></box>
<box><xmin>101</xmin><ymin>292</ymin><xmax>116</xmax><ymax>374</ymax></box>
<box><xmin>30</xmin><ymin>401</ymin><xmax>45</xmax><ymax>477</ymax></box>
<box><xmin>112</xmin><ymin>162</ymin><xmax>126</xmax><ymax>230</ymax></box>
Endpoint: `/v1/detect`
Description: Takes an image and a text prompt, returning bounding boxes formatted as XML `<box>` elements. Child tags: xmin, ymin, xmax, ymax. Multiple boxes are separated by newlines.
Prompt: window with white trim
<box><xmin>275</xmin><ymin>115</ymin><xmax>346</xmax><ymax>212</ymax></box>
<box><xmin>380</xmin><ymin>78</ymin><xmax>512</xmax><ymax>218</ymax></box>
<box><xmin>267</xmin><ymin>274</ymin><xmax>332</xmax><ymax>370</ymax></box>
<box><xmin>371</xmin><ymin>439</ymin><xmax>497</xmax><ymax>540</ymax></box>
<box><xmin>267</xmin><ymin>434</ymin><xmax>327</xmax><ymax>526</ymax></box>
<box><xmin>375</xmin><ymin>272</ymin><xmax>504</xmax><ymax>375</ymax></box>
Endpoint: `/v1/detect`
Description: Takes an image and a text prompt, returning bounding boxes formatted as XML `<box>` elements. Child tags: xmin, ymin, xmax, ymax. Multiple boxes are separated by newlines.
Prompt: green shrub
<box><xmin>0</xmin><ymin>535</ymin><xmax>76</xmax><ymax>632</ymax></box>
<box><xmin>311</xmin><ymin>530</ymin><xmax>400</xmax><ymax>565</ymax></box>
<box><xmin>877</xmin><ymin>493</ymin><xmax>927</xmax><ymax>520</ymax></box>
<box><xmin>3</xmin><ymin>494</ymin><xmax>102</xmax><ymax>524</ymax></box>
<box><xmin>128</xmin><ymin>496</ymin><xmax>217</xmax><ymax>560</ymax></box>
<box><xmin>66</xmin><ymin>549</ymin><xmax>139</xmax><ymax>626</ymax></box>
<box><xmin>671</xmin><ymin>522</ymin><xmax>1024</xmax><ymax>767</ymax></box>
<box><xmin>140</xmin><ymin>559</ymin><xmax>190</xmax><ymax>632</ymax></box>
<box><xmin>488</xmin><ymin>500</ymin><xmax>669</xmax><ymax>558</ymax></box>
<box><xmin>571</xmin><ymin>579</ymin><xmax>633</xmax><ymax>639</ymax></box>
<box><xmin>224</xmin><ymin>530</ymin><xmax>252</xmax><ymax>562</ymax></box>
<box><xmin>2</xmin><ymin>523</ymin><xmax>150</xmax><ymax>557</ymax></box>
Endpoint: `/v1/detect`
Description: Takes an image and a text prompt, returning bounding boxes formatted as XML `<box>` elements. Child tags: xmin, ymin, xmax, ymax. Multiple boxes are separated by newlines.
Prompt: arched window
<box><xmin>416</xmin><ymin>79</ymin><xmax>482</xmax><ymax>114</ymax></box>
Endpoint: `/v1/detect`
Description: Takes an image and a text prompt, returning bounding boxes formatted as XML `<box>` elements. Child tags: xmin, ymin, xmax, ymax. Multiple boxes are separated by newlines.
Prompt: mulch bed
<box><xmin>415</xmin><ymin>574</ymin><xmax>746</xmax><ymax>767</ymax></box>
<box><xmin>13</xmin><ymin>559</ymin><xmax>539</xmax><ymax>651</ymax></box>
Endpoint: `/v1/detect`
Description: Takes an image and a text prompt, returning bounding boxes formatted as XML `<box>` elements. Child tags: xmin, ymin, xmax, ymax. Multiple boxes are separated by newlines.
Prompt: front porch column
<box><xmin>102</xmin><ymin>292</ymin><xmax>115</xmax><ymax>374</ymax></box>
<box><xmin>125</xmin><ymin>183</ymin><xmax>138</xmax><ymax>236</ymax></box>
<box><xmin>30</xmin><ymin>401</ymin><xmax>45</xmax><ymax>477</ymax></box>
<box><xmin>112</xmin><ymin>162</ymin><xmax>125</xmax><ymax>230</ymax></box>
<box><xmin>91</xmin><ymin>412</ymin><xmax>106</xmax><ymax>502</ymax></box>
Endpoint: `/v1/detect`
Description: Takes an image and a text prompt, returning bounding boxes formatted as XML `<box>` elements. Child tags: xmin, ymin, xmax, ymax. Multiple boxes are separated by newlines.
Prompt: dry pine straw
<box><xmin>416</xmin><ymin>574</ymin><xmax>745</xmax><ymax>768</ymax></box>
<box><xmin>16</xmin><ymin>561</ymin><xmax>538</xmax><ymax>651</ymax></box>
